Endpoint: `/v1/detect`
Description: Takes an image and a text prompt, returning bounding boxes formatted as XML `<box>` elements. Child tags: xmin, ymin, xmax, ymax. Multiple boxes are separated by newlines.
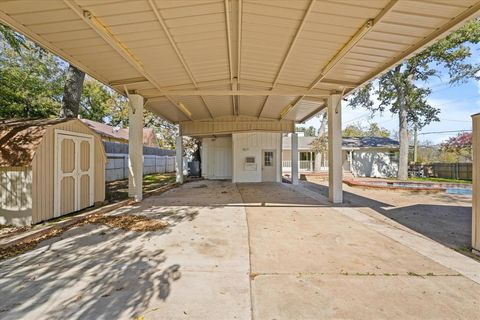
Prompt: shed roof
<box><xmin>1</xmin><ymin>1</ymin><xmax>478</xmax><ymax>124</ymax></box>
<box><xmin>0</xmin><ymin>118</ymin><xmax>70</xmax><ymax>167</ymax></box>
<box><xmin>282</xmin><ymin>135</ymin><xmax>399</xmax><ymax>150</ymax></box>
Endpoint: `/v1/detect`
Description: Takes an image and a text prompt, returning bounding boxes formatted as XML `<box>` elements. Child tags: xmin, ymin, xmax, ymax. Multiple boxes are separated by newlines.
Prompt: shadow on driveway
<box><xmin>301</xmin><ymin>181</ymin><xmax>471</xmax><ymax>249</ymax></box>
<box><xmin>0</xmin><ymin>205</ymin><xmax>198</xmax><ymax>319</ymax></box>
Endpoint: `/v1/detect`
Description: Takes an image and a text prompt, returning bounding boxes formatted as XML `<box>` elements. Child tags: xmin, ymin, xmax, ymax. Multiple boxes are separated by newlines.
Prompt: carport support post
<box><xmin>328</xmin><ymin>94</ymin><xmax>343</xmax><ymax>203</ymax></box>
<box><xmin>291</xmin><ymin>133</ymin><xmax>299</xmax><ymax>185</ymax></box>
<box><xmin>176</xmin><ymin>135</ymin><xmax>184</xmax><ymax>183</ymax></box>
<box><xmin>472</xmin><ymin>113</ymin><xmax>480</xmax><ymax>253</ymax></box>
<box><xmin>128</xmin><ymin>94</ymin><xmax>144</xmax><ymax>202</ymax></box>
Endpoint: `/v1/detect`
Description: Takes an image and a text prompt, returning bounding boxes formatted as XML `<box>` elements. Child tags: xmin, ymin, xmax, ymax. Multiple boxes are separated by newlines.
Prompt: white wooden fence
<box><xmin>106</xmin><ymin>153</ymin><xmax>176</xmax><ymax>182</ymax></box>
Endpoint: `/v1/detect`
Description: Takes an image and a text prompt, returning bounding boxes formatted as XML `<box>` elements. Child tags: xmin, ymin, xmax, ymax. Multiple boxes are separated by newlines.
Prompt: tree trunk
<box><xmin>397</xmin><ymin>88</ymin><xmax>409</xmax><ymax>180</ymax></box>
<box><xmin>60</xmin><ymin>64</ymin><xmax>85</xmax><ymax>118</ymax></box>
<box><xmin>318</xmin><ymin>113</ymin><xmax>327</xmax><ymax>136</ymax></box>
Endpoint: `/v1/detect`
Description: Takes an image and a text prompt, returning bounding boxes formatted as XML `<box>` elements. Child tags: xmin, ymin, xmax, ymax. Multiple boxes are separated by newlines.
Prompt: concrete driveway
<box><xmin>1</xmin><ymin>181</ymin><xmax>480</xmax><ymax>319</ymax></box>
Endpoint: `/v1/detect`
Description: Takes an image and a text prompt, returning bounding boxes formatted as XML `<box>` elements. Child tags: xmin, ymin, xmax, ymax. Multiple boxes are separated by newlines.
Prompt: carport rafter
<box><xmin>258</xmin><ymin>0</ymin><xmax>316</xmax><ymax>119</ymax></box>
<box><xmin>63</xmin><ymin>0</ymin><xmax>193</xmax><ymax>120</ymax></box>
<box><xmin>146</xmin><ymin>0</ymin><xmax>214</xmax><ymax>119</ymax></box>
<box><xmin>356</xmin><ymin>0</ymin><xmax>480</xmax><ymax>93</ymax></box>
<box><xmin>144</xmin><ymin>89</ymin><xmax>331</xmax><ymax>97</ymax></box>
<box><xmin>280</xmin><ymin>0</ymin><xmax>399</xmax><ymax>120</ymax></box>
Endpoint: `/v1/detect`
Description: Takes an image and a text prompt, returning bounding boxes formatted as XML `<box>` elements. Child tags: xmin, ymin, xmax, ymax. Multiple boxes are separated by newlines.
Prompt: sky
<box><xmin>304</xmin><ymin>52</ymin><xmax>480</xmax><ymax>145</ymax></box>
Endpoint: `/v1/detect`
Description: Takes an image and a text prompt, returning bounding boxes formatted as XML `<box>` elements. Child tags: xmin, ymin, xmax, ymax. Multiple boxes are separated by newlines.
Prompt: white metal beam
<box><xmin>109</xmin><ymin>77</ymin><xmax>149</xmax><ymax>87</ymax></box>
<box><xmin>224</xmin><ymin>0</ymin><xmax>235</xmax><ymax>115</ymax></box>
<box><xmin>147</xmin><ymin>0</ymin><xmax>214</xmax><ymax>119</ymax></box>
<box><xmin>258</xmin><ymin>0</ymin><xmax>316</xmax><ymax>118</ymax></box>
<box><xmin>281</xmin><ymin>0</ymin><xmax>399</xmax><ymax>120</ymax></box>
<box><xmin>145</xmin><ymin>89</ymin><xmax>330</xmax><ymax>97</ymax></box>
<box><xmin>63</xmin><ymin>0</ymin><xmax>193</xmax><ymax>120</ymax></box>
<box><xmin>358</xmin><ymin>1</ymin><xmax>480</xmax><ymax>91</ymax></box>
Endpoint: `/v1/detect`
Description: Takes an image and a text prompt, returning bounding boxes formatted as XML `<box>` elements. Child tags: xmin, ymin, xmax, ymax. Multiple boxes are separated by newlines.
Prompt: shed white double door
<box><xmin>54</xmin><ymin>130</ymin><xmax>94</xmax><ymax>217</ymax></box>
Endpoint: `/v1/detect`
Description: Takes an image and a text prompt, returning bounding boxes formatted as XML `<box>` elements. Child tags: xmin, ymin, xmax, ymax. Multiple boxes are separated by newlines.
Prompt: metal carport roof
<box><xmin>0</xmin><ymin>0</ymin><xmax>479</xmax><ymax>123</ymax></box>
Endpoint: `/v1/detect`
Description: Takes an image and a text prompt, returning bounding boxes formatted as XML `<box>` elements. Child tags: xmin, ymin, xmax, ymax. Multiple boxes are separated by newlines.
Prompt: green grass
<box><xmin>408</xmin><ymin>177</ymin><xmax>472</xmax><ymax>184</ymax></box>
<box><xmin>106</xmin><ymin>173</ymin><xmax>176</xmax><ymax>202</ymax></box>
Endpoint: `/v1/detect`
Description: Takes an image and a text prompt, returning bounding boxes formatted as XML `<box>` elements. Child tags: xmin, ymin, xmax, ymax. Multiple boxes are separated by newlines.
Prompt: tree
<box><xmin>0</xmin><ymin>24</ymin><xmax>25</xmax><ymax>53</ymax></box>
<box><xmin>348</xmin><ymin>18</ymin><xmax>480</xmax><ymax>180</ymax></box>
<box><xmin>60</xmin><ymin>64</ymin><xmax>85</xmax><ymax>118</ymax></box>
<box><xmin>343</xmin><ymin>122</ymin><xmax>390</xmax><ymax>138</ymax></box>
<box><xmin>0</xmin><ymin>33</ymin><xmax>65</xmax><ymax>119</ymax></box>
<box><xmin>296</xmin><ymin>125</ymin><xmax>317</xmax><ymax>137</ymax></box>
<box><xmin>79</xmin><ymin>78</ymin><xmax>117</xmax><ymax>122</ymax></box>
<box><xmin>440</xmin><ymin>132</ymin><xmax>472</xmax><ymax>162</ymax></box>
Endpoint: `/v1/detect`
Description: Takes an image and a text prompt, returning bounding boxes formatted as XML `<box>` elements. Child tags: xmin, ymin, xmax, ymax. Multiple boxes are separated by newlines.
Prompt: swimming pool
<box><xmin>344</xmin><ymin>179</ymin><xmax>472</xmax><ymax>196</ymax></box>
<box><xmin>446</xmin><ymin>188</ymin><xmax>472</xmax><ymax>196</ymax></box>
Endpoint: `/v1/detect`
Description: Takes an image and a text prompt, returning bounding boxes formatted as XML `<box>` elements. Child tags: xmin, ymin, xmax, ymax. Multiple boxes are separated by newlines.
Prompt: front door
<box><xmin>54</xmin><ymin>130</ymin><xmax>94</xmax><ymax>217</ymax></box>
<box><xmin>262</xmin><ymin>150</ymin><xmax>276</xmax><ymax>182</ymax></box>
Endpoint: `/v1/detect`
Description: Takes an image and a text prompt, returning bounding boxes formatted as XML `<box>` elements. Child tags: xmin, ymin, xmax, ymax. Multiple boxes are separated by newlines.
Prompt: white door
<box><xmin>262</xmin><ymin>150</ymin><xmax>276</xmax><ymax>182</ymax></box>
<box><xmin>54</xmin><ymin>130</ymin><xmax>94</xmax><ymax>217</ymax></box>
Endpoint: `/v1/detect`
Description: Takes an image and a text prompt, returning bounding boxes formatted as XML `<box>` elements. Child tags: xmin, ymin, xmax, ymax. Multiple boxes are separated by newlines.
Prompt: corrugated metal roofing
<box><xmin>1</xmin><ymin>0</ymin><xmax>478</xmax><ymax>124</ymax></box>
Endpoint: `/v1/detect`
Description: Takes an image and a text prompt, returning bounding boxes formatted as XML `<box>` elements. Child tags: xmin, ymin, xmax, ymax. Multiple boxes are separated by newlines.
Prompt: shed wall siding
<box><xmin>201</xmin><ymin>137</ymin><xmax>233</xmax><ymax>179</ymax></box>
<box><xmin>232</xmin><ymin>132</ymin><xmax>281</xmax><ymax>183</ymax></box>
<box><xmin>0</xmin><ymin>167</ymin><xmax>32</xmax><ymax>226</ymax></box>
<box><xmin>31</xmin><ymin>120</ymin><xmax>106</xmax><ymax>224</ymax></box>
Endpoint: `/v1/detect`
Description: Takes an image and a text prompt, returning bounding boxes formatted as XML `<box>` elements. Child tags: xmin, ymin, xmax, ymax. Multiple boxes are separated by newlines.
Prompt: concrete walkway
<box><xmin>1</xmin><ymin>181</ymin><xmax>479</xmax><ymax>319</ymax></box>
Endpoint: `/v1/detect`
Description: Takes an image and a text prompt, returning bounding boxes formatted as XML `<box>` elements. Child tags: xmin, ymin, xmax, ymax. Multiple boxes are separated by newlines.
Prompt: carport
<box><xmin>1</xmin><ymin>0</ymin><xmax>479</xmax><ymax>252</ymax></box>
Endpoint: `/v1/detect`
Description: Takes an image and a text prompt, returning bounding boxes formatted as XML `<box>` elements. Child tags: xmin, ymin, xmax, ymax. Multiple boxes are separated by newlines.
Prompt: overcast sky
<box><xmin>304</xmin><ymin>51</ymin><xmax>480</xmax><ymax>145</ymax></box>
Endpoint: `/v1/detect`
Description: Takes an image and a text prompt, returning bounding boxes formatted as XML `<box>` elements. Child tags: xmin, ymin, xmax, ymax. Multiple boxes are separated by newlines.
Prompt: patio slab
<box><xmin>0</xmin><ymin>180</ymin><xmax>479</xmax><ymax>319</ymax></box>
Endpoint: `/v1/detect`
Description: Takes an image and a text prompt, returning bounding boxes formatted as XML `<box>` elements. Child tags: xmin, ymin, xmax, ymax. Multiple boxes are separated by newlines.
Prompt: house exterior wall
<box><xmin>232</xmin><ymin>132</ymin><xmax>281</xmax><ymax>183</ymax></box>
<box><xmin>31</xmin><ymin>120</ymin><xmax>106</xmax><ymax>224</ymax></box>
<box><xmin>0</xmin><ymin>166</ymin><xmax>32</xmax><ymax>226</ymax></box>
<box><xmin>201</xmin><ymin>136</ymin><xmax>233</xmax><ymax>179</ymax></box>
<box><xmin>351</xmin><ymin>148</ymin><xmax>398</xmax><ymax>178</ymax></box>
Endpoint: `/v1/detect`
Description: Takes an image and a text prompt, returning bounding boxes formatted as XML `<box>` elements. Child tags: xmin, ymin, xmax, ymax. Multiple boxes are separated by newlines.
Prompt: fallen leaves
<box><xmin>0</xmin><ymin>214</ymin><xmax>168</xmax><ymax>260</ymax></box>
<box><xmin>86</xmin><ymin>214</ymin><xmax>168</xmax><ymax>232</ymax></box>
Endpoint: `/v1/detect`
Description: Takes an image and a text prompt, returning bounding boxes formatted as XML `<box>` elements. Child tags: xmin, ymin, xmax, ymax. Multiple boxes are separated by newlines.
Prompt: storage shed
<box><xmin>0</xmin><ymin>118</ymin><xmax>106</xmax><ymax>226</ymax></box>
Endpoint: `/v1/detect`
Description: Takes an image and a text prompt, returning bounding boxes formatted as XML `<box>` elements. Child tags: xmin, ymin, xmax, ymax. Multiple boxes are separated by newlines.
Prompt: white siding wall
<box><xmin>0</xmin><ymin>167</ymin><xmax>32</xmax><ymax>226</ymax></box>
<box><xmin>232</xmin><ymin>132</ymin><xmax>282</xmax><ymax>183</ymax></box>
<box><xmin>351</xmin><ymin>149</ymin><xmax>398</xmax><ymax>178</ymax></box>
<box><xmin>201</xmin><ymin>136</ymin><xmax>233</xmax><ymax>179</ymax></box>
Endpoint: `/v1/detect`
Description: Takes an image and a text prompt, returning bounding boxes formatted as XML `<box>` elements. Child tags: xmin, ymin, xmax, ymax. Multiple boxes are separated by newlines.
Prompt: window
<box><xmin>264</xmin><ymin>151</ymin><xmax>273</xmax><ymax>167</ymax></box>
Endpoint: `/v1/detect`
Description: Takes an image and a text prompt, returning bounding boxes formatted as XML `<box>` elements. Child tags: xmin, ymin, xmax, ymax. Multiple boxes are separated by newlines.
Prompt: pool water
<box><xmin>446</xmin><ymin>188</ymin><xmax>472</xmax><ymax>196</ymax></box>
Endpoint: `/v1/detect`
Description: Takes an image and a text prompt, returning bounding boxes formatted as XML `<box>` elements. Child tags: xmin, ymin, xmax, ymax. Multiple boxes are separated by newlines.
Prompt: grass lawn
<box><xmin>409</xmin><ymin>177</ymin><xmax>472</xmax><ymax>184</ymax></box>
<box><xmin>106</xmin><ymin>173</ymin><xmax>176</xmax><ymax>202</ymax></box>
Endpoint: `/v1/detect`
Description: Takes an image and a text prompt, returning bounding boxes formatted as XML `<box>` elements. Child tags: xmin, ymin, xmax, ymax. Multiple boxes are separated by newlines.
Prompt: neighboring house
<box><xmin>80</xmin><ymin>119</ymin><xmax>175</xmax><ymax>182</ymax></box>
<box><xmin>80</xmin><ymin>119</ymin><xmax>159</xmax><ymax>147</ymax></box>
<box><xmin>282</xmin><ymin>135</ymin><xmax>400</xmax><ymax>178</ymax></box>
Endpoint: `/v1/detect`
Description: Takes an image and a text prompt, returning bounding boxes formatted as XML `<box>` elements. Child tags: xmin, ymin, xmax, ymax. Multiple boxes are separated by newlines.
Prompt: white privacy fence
<box><xmin>103</xmin><ymin>141</ymin><xmax>176</xmax><ymax>182</ymax></box>
<box><xmin>105</xmin><ymin>154</ymin><xmax>176</xmax><ymax>182</ymax></box>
